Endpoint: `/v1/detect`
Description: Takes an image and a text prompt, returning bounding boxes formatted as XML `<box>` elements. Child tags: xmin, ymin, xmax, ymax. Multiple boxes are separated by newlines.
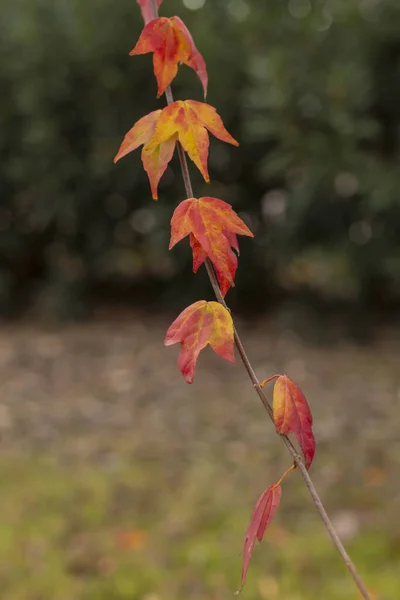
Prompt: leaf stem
<box><xmin>274</xmin><ymin>464</ymin><xmax>296</xmax><ymax>488</ymax></box>
<box><xmin>147</xmin><ymin>2</ymin><xmax>371</xmax><ymax>599</ymax></box>
<box><xmin>259</xmin><ymin>374</ymin><xmax>280</xmax><ymax>388</ymax></box>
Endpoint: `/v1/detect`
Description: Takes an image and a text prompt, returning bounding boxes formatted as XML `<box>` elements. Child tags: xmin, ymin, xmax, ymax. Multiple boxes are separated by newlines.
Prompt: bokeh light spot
<box><xmin>182</xmin><ymin>0</ymin><xmax>206</xmax><ymax>11</ymax></box>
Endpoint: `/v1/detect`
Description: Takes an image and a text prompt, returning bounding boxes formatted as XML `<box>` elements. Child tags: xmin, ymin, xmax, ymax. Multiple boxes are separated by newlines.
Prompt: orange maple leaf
<box><xmin>113</xmin><ymin>109</ymin><xmax>176</xmax><ymax>200</ymax></box>
<box><xmin>169</xmin><ymin>197</ymin><xmax>254</xmax><ymax>296</ymax></box>
<box><xmin>136</xmin><ymin>0</ymin><xmax>163</xmax><ymax>24</ymax></box>
<box><xmin>131</xmin><ymin>16</ymin><xmax>207</xmax><ymax>97</ymax></box>
<box><xmin>273</xmin><ymin>375</ymin><xmax>316</xmax><ymax>469</ymax></box>
<box><xmin>240</xmin><ymin>484</ymin><xmax>282</xmax><ymax>590</ymax></box>
<box><xmin>146</xmin><ymin>100</ymin><xmax>238</xmax><ymax>182</ymax></box>
<box><xmin>114</xmin><ymin>101</ymin><xmax>237</xmax><ymax>198</ymax></box>
<box><xmin>164</xmin><ymin>300</ymin><xmax>235</xmax><ymax>383</ymax></box>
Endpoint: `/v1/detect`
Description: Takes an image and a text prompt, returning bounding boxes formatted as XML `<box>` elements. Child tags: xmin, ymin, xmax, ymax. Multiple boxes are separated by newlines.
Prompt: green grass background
<box><xmin>0</xmin><ymin>454</ymin><xmax>397</xmax><ymax>600</ymax></box>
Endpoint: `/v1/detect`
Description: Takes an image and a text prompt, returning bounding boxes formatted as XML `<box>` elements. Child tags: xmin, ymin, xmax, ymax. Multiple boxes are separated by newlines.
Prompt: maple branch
<box><xmin>147</xmin><ymin>3</ymin><xmax>371</xmax><ymax>599</ymax></box>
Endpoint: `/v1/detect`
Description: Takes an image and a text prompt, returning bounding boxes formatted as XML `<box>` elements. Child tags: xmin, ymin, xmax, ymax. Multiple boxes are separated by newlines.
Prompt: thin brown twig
<box><xmin>146</xmin><ymin>2</ymin><xmax>371</xmax><ymax>598</ymax></box>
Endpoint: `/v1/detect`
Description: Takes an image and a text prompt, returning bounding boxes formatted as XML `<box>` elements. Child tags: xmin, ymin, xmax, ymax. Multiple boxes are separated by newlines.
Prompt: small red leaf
<box><xmin>170</xmin><ymin>197</ymin><xmax>253</xmax><ymax>296</ymax></box>
<box><xmin>131</xmin><ymin>16</ymin><xmax>207</xmax><ymax>97</ymax></box>
<box><xmin>241</xmin><ymin>484</ymin><xmax>282</xmax><ymax>588</ymax></box>
<box><xmin>164</xmin><ymin>300</ymin><xmax>235</xmax><ymax>383</ymax></box>
<box><xmin>273</xmin><ymin>375</ymin><xmax>316</xmax><ymax>469</ymax></box>
<box><xmin>136</xmin><ymin>0</ymin><xmax>163</xmax><ymax>24</ymax></box>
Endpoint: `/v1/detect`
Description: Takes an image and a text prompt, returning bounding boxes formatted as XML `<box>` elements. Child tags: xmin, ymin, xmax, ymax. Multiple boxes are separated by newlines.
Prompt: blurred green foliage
<box><xmin>1</xmin><ymin>0</ymin><xmax>400</xmax><ymax>316</ymax></box>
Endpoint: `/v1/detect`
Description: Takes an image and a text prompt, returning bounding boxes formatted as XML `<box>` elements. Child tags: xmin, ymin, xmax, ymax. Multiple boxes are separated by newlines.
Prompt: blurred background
<box><xmin>0</xmin><ymin>0</ymin><xmax>399</xmax><ymax>598</ymax></box>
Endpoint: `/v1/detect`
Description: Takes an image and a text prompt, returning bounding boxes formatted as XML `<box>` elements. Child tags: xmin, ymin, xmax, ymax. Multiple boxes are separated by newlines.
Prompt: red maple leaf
<box><xmin>170</xmin><ymin>197</ymin><xmax>254</xmax><ymax>296</ymax></box>
<box><xmin>131</xmin><ymin>16</ymin><xmax>207</xmax><ymax>97</ymax></box>
<box><xmin>164</xmin><ymin>300</ymin><xmax>235</xmax><ymax>383</ymax></box>
<box><xmin>273</xmin><ymin>375</ymin><xmax>316</xmax><ymax>469</ymax></box>
<box><xmin>240</xmin><ymin>484</ymin><xmax>282</xmax><ymax>589</ymax></box>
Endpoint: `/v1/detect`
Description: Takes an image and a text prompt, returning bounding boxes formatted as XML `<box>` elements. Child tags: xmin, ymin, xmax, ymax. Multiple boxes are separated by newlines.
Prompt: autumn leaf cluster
<box><xmin>114</xmin><ymin>0</ymin><xmax>317</xmax><ymax>589</ymax></box>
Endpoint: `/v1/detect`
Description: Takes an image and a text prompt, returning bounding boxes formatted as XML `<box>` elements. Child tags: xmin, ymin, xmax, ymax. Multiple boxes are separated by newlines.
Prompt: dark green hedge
<box><xmin>1</xmin><ymin>0</ymin><xmax>400</xmax><ymax>316</ymax></box>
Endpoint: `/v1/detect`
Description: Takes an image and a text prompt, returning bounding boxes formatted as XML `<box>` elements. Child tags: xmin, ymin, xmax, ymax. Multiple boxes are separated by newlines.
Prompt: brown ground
<box><xmin>0</xmin><ymin>310</ymin><xmax>398</xmax><ymax>497</ymax></box>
